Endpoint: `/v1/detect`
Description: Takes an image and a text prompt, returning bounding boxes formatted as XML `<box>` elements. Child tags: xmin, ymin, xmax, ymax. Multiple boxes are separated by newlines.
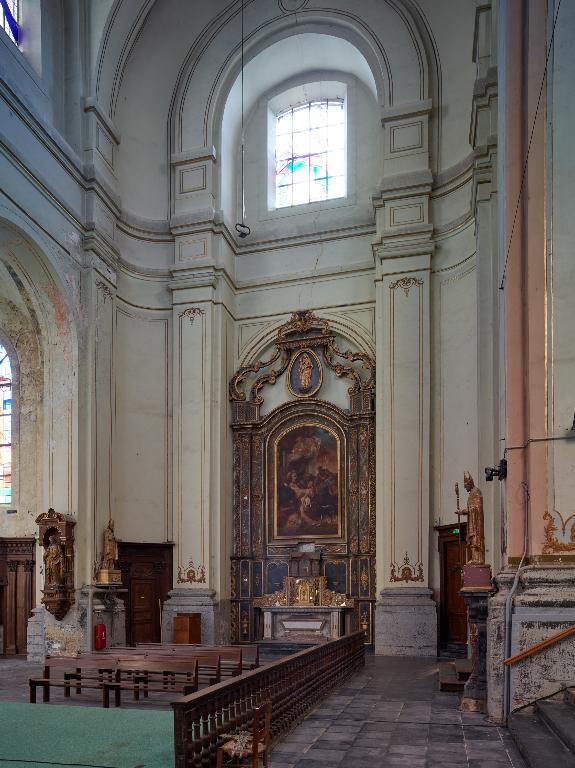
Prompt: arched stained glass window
<box><xmin>0</xmin><ymin>0</ymin><xmax>21</xmax><ymax>45</ymax></box>
<box><xmin>0</xmin><ymin>344</ymin><xmax>12</xmax><ymax>505</ymax></box>
<box><xmin>275</xmin><ymin>99</ymin><xmax>346</xmax><ymax>209</ymax></box>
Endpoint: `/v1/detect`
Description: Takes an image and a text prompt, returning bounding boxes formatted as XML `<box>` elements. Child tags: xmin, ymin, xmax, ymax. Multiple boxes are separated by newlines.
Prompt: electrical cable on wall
<box><xmin>499</xmin><ymin>0</ymin><xmax>562</xmax><ymax>290</ymax></box>
<box><xmin>235</xmin><ymin>0</ymin><xmax>251</xmax><ymax>238</ymax></box>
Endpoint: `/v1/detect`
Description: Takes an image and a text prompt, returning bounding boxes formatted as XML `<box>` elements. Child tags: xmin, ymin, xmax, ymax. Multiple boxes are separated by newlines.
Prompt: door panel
<box><xmin>118</xmin><ymin>543</ymin><xmax>173</xmax><ymax>645</ymax></box>
<box><xmin>436</xmin><ymin>524</ymin><xmax>468</xmax><ymax>649</ymax></box>
<box><xmin>445</xmin><ymin>540</ymin><xmax>467</xmax><ymax>643</ymax></box>
<box><xmin>130</xmin><ymin>579</ymin><xmax>156</xmax><ymax>644</ymax></box>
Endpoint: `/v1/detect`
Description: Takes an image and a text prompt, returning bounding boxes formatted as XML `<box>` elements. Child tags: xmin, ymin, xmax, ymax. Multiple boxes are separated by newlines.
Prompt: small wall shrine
<box><xmin>229</xmin><ymin>311</ymin><xmax>376</xmax><ymax>643</ymax></box>
<box><xmin>36</xmin><ymin>508</ymin><xmax>76</xmax><ymax>620</ymax></box>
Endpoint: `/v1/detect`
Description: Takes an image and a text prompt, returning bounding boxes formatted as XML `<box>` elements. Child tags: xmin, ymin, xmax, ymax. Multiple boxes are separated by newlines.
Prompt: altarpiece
<box><xmin>229</xmin><ymin>311</ymin><xmax>376</xmax><ymax>644</ymax></box>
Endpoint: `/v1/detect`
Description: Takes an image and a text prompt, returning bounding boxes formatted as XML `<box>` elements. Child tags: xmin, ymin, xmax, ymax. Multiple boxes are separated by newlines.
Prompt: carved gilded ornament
<box><xmin>389</xmin><ymin>276</ymin><xmax>424</xmax><ymax>297</ymax></box>
<box><xmin>95</xmin><ymin>280</ymin><xmax>113</xmax><ymax>301</ymax></box>
<box><xmin>543</xmin><ymin>510</ymin><xmax>575</xmax><ymax>553</ymax></box>
<box><xmin>229</xmin><ymin>310</ymin><xmax>374</xmax><ymax>411</ymax></box>
<box><xmin>179</xmin><ymin>306</ymin><xmax>205</xmax><ymax>326</ymax></box>
<box><xmin>390</xmin><ymin>552</ymin><xmax>424</xmax><ymax>583</ymax></box>
<box><xmin>177</xmin><ymin>558</ymin><xmax>206</xmax><ymax>584</ymax></box>
<box><xmin>254</xmin><ymin>576</ymin><xmax>352</xmax><ymax>608</ymax></box>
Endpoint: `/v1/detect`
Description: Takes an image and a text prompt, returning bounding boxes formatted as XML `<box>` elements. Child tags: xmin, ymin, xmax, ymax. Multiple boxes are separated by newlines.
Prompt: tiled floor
<box><xmin>269</xmin><ymin>656</ymin><xmax>527</xmax><ymax>768</ymax></box>
<box><xmin>0</xmin><ymin>655</ymin><xmax>526</xmax><ymax>767</ymax></box>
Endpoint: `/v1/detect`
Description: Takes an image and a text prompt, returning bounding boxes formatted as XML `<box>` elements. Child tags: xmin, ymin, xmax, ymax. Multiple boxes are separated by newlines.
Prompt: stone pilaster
<box><xmin>169</xmin><ymin>249</ymin><xmax>234</xmax><ymax>643</ymax></box>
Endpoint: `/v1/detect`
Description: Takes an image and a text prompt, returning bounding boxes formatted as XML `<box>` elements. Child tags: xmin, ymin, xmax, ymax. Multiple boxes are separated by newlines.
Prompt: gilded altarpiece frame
<box><xmin>229</xmin><ymin>312</ymin><xmax>376</xmax><ymax>645</ymax></box>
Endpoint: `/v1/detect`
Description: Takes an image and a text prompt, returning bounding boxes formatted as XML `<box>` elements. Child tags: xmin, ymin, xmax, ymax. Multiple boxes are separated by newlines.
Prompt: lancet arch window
<box><xmin>274</xmin><ymin>99</ymin><xmax>346</xmax><ymax>209</ymax></box>
<box><xmin>0</xmin><ymin>342</ymin><xmax>12</xmax><ymax>505</ymax></box>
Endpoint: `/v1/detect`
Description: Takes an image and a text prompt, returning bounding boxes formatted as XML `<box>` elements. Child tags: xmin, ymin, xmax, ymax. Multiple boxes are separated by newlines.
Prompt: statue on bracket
<box><xmin>456</xmin><ymin>471</ymin><xmax>491</xmax><ymax>588</ymax></box>
<box><xmin>95</xmin><ymin>520</ymin><xmax>122</xmax><ymax>584</ymax></box>
<box><xmin>44</xmin><ymin>535</ymin><xmax>65</xmax><ymax>584</ymax></box>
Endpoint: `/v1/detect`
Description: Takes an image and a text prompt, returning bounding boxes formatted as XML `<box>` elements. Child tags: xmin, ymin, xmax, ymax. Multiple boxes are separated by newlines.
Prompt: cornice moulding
<box><xmin>171</xmin><ymin>146</ymin><xmax>217</xmax><ymax>165</ymax></box>
<box><xmin>83</xmin><ymin>97</ymin><xmax>121</xmax><ymax>145</ymax></box>
<box><xmin>374</xmin><ymin>170</ymin><xmax>433</xmax><ymax>201</ymax></box>
<box><xmin>381</xmin><ymin>98</ymin><xmax>433</xmax><ymax>122</ymax></box>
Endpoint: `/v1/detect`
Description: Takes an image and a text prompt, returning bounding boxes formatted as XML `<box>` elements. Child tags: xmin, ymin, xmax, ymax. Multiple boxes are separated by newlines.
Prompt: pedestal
<box><xmin>162</xmin><ymin>588</ymin><xmax>218</xmax><ymax>644</ymax></box>
<box><xmin>460</xmin><ymin>588</ymin><xmax>493</xmax><ymax>712</ymax></box>
<box><xmin>375</xmin><ymin>587</ymin><xmax>437</xmax><ymax>656</ymax></box>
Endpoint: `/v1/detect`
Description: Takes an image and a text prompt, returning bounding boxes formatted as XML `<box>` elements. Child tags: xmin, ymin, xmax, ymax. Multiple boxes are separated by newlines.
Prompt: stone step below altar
<box><xmin>256</xmin><ymin>639</ymin><xmax>319</xmax><ymax>662</ymax></box>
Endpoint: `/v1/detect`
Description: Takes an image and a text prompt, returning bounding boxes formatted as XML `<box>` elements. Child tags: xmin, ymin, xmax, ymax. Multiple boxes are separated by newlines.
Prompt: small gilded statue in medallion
<box><xmin>298</xmin><ymin>352</ymin><xmax>314</xmax><ymax>391</ymax></box>
<box><xmin>455</xmin><ymin>471</ymin><xmax>485</xmax><ymax>565</ymax></box>
<box><xmin>44</xmin><ymin>534</ymin><xmax>65</xmax><ymax>585</ymax></box>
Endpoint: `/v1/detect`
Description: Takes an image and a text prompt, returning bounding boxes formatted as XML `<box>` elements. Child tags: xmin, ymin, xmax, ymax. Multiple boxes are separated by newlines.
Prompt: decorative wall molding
<box><xmin>389</xmin><ymin>276</ymin><xmax>424</xmax><ymax>296</ymax></box>
<box><xmin>390</xmin><ymin>551</ymin><xmax>424</xmax><ymax>583</ymax></box>
<box><xmin>179</xmin><ymin>306</ymin><xmax>206</xmax><ymax>325</ymax></box>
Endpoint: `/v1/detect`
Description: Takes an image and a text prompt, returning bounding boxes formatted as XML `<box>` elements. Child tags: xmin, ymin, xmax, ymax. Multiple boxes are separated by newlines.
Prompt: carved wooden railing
<box><xmin>172</xmin><ymin>631</ymin><xmax>365</xmax><ymax>768</ymax></box>
<box><xmin>504</xmin><ymin>623</ymin><xmax>575</xmax><ymax>666</ymax></box>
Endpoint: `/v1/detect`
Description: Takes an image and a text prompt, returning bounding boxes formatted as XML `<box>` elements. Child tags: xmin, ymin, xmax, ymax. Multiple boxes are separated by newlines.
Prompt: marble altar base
<box><xmin>262</xmin><ymin>606</ymin><xmax>352</xmax><ymax>641</ymax></box>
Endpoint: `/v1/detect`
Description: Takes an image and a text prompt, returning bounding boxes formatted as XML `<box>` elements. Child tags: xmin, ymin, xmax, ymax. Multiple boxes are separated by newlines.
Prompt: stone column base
<box><xmin>26</xmin><ymin>589</ymin><xmax>127</xmax><ymax>661</ymax></box>
<box><xmin>375</xmin><ymin>587</ymin><xmax>437</xmax><ymax>656</ymax></box>
<box><xmin>162</xmin><ymin>588</ymin><xmax>228</xmax><ymax>644</ymax></box>
<box><xmin>487</xmin><ymin>566</ymin><xmax>575</xmax><ymax>722</ymax></box>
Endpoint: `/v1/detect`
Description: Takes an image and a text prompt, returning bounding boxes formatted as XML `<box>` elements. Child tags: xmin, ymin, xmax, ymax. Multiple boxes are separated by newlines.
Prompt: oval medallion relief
<box><xmin>287</xmin><ymin>348</ymin><xmax>323</xmax><ymax>398</ymax></box>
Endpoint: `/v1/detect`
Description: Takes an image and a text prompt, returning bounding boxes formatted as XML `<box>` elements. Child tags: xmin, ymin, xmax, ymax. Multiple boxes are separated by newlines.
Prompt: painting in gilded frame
<box><xmin>272</xmin><ymin>423</ymin><xmax>342</xmax><ymax>539</ymax></box>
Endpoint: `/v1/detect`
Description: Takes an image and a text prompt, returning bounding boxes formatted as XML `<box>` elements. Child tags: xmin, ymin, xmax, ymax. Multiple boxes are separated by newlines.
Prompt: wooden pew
<box><xmin>29</xmin><ymin>652</ymin><xmax>216</xmax><ymax>706</ymax></box>
<box><xmin>29</xmin><ymin>656</ymin><xmax>116</xmax><ymax>704</ymax></box>
<box><xmin>136</xmin><ymin>642</ymin><xmax>259</xmax><ymax>670</ymax></box>
<box><xmin>99</xmin><ymin>648</ymin><xmax>228</xmax><ymax>683</ymax></box>
<box><xmin>102</xmin><ymin>658</ymin><xmax>199</xmax><ymax>708</ymax></box>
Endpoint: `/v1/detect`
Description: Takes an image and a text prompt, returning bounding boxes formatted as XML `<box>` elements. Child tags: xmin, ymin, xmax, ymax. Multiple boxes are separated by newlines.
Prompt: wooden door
<box><xmin>118</xmin><ymin>543</ymin><xmax>173</xmax><ymax>645</ymax></box>
<box><xmin>0</xmin><ymin>538</ymin><xmax>35</xmax><ymax>655</ymax></box>
<box><xmin>436</xmin><ymin>524</ymin><xmax>468</xmax><ymax>648</ymax></box>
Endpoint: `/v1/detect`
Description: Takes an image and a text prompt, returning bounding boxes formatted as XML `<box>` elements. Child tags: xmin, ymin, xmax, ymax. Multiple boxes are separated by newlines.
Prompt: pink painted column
<box><xmin>504</xmin><ymin>0</ymin><xmax>549</xmax><ymax>559</ymax></box>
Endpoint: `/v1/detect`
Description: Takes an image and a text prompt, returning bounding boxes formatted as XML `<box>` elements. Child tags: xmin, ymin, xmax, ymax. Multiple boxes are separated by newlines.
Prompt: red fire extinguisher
<box><xmin>94</xmin><ymin>623</ymin><xmax>106</xmax><ymax>651</ymax></box>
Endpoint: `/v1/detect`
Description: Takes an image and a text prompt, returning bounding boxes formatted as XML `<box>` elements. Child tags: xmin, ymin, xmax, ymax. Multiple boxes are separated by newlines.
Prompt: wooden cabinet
<box><xmin>173</xmin><ymin>613</ymin><xmax>201</xmax><ymax>644</ymax></box>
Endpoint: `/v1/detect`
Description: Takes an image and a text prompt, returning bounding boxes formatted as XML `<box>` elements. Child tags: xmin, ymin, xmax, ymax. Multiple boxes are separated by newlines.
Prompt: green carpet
<box><xmin>0</xmin><ymin>702</ymin><xmax>174</xmax><ymax>768</ymax></box>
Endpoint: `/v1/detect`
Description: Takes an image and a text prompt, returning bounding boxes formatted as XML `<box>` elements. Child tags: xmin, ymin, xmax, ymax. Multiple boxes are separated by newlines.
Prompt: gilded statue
<box><xmin>102</xmin><ymin>519</ymin><xmax>118</xmax><ymax>570</ymax></box>
<box><xmin>44</xmin><ymin>534</ymin><xmax>65</xmax><ymax>585</ymax></box>
<box><xmin>455</xmin><ymin>471</ymin><xmax>485</xmax><ymax>564</ymax></box>
<box><xmin>298</xmin><ymin>353</ymin><xmax>313</xmax><ymax>391</ymax></box>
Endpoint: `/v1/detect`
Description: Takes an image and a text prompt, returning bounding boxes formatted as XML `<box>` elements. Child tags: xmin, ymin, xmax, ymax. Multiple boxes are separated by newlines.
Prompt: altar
<box><xmin>262</xmin><ymin>605</ymin><xmax>353</xmax><ymax>641</ymax></box>
<box><xmin>254</xmin><ymin>573</ymin><xmax>355</xmax><ymax>641</ymax></box>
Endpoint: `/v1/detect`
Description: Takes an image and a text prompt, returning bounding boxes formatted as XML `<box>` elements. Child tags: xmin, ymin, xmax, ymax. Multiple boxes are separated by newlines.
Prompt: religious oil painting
<box><xmin>273</xmin><ymin>423</ymin><xmax>342</xmax><ymax>539</ymax></box>
<box><xmin>287</xmin><ymin>348</ymin><xmax>323</xmax><ymax>398</ymax></box>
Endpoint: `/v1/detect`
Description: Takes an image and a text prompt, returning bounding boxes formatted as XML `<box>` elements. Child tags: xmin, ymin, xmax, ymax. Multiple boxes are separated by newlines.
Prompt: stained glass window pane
<box><xmin>276</xmin><ymin>134</ymin><xmax>293</xmax><ymax>161</ymax></box>
<box><xmin>1</xmin><ymin>0</ymin><xmax>20</xmax><ymax>45</ymax></box>
<box><xmin>292</xmin><ymin>104</ymin><xmax>310</xmax><ymax>133</ymax></box>
<box><xmin>309</xmin><ymin>129</ymin><xmax>328</xmax><ymax>154</ymax></box>
<box><xmin>0</xmin><ymin>344</ymin><xmax>12</xmax><ymax>505</ymax></box>
<box><xmin>275</xmin><ymin>99</ymin><xmax>345</xmax><ymax>209</ymax></box>
<box><xmin>293</xmin><ymin>130</ymin><xmax>309</xmax><ymax>157</ymax></box>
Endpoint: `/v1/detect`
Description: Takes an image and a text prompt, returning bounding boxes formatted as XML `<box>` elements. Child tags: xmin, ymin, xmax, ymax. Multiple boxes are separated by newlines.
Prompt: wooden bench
<box><xmin>102</xmin><ymin>658</ymin><xmax>199</xmax><ymax>708</ymax></box>
<box><xmin>29</xmin><ymin>657</ymin><xmax>116</xmax><ymax>704</ymax></box>
<box><xmin>99</xmin><ymin>649</ymin><xmax>227</xmax><ymax>684</ymax></box>
<box><xmin>137</xmin><ymin>642</ymin><xmax>259</xmax><ymax>670</ymax></box>
<box><xmin>29</xmin><ymin>653</ymin><xmax>213</xmax><ymax>706</ymax></box>
<box><xmin>135</xmin><ymin>645</ymin><xmax>241</xmax><ymax>676</ymax></box>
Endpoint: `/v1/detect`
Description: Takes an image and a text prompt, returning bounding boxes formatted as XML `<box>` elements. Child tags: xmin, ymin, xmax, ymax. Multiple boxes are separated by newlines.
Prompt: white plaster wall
<box><xmin>113</xmin><ymin>304</ymin><xmax>171</xmax><ymax>543</ymax></box>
